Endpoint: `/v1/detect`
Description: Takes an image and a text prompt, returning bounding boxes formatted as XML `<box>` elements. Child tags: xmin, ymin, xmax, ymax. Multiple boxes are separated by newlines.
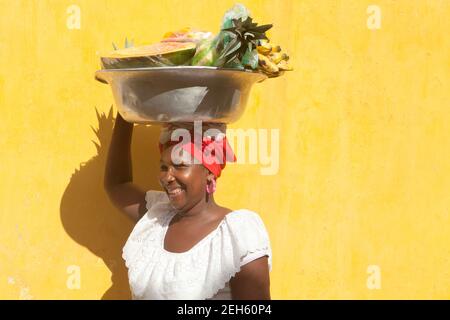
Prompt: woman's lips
<box><xmin>167</xmin><ymin>188</ymin><xmax>185</xmax><ymax>198</ymax></box>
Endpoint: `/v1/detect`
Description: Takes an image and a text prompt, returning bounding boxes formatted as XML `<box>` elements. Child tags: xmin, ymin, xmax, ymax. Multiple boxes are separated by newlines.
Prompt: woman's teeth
<box><xmin>168</xmin><ymin>188</ymin><xmax>184</xmax><ymax>196</ymax></box>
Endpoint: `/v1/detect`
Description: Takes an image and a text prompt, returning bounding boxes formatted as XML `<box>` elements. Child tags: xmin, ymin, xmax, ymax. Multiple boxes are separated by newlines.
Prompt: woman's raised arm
<box><xmin>104</xmin><ymin>112</ymin><xmax>147</xmax><ymax>223</ymax></box>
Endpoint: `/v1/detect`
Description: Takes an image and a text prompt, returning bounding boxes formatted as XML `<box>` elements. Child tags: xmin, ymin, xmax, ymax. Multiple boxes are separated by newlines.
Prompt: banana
<box><xmin>277</xmin><ymin>60</ymin><xmax>293</xmax><ymax>71</ymax></box>
<box><xmin>271</xmin><ymin>45</ymin><xmax>281</xmax><ymax>53</ymax></box>
<box><xmin>258</xmin><ymin>53</ymin><xmax>279</xmax><ymax>73</ymax></box>
<box><xmin>257</xmin><ymin>45</ymin><xmax>272</xmax><ymax>55</ymax></box>
<box><xmin>270</xmin><ymin>52</ymin><xmax>290</xmax><ymax>64</ymax></box>
<box><xmin>257</xmin><ymin>39</ymin><xmax>292</xmax><ymax>77</ymax></box>
<box><xmin>257</xmin><ymin>41</ymin><xmax>272</xmax><ymax>55</ymax></box>
<box><xmin>267</xmin><ymin>52</ymin><xmax>281</xmax><ymax>64</ymax></box>
<box><xmin>267</xmin><ymin>72</ymin><xmax>281</xmax><ymax>78</ymax></box>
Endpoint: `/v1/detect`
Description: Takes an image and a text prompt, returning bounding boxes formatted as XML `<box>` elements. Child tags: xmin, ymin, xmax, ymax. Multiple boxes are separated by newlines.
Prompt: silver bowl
<box><xmin>95</xmin><ymin>66</ymin><xmax>268</xmax><ymax>124</ymax></box>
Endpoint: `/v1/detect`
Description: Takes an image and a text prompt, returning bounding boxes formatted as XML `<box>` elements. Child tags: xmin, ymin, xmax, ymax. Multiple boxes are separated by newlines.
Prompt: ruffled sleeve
<box><xmin>227</xmin><ymin>210</ymin><xmax>273</xmax><ymax>272</ymax></box>
<box><xmin>202</xmin><ymin>209</ymin><xmax>273</xmax><ymax>300</ymax></box>
<box><xmin>144</xmin><ymin>190</ymin><xmax>170</xmax><ymax>220</ymax></box>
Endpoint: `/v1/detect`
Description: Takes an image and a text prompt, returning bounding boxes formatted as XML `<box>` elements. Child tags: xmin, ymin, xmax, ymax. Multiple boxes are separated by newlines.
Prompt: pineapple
<box><xmin>218</xmin><ymin>17</ymin><xmax>273</xmax><ymax>69</ymax></box>
<box><xmin>191</xmin><ymin>16</ymin><xmax>272</xmax><ymax>70</ymax></box>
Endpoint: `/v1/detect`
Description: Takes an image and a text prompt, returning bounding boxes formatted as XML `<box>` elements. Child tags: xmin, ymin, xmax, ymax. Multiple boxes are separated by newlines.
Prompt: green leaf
<box><xmin>224</xmin><ymin>56</ymin><xmax>245</xmax><ymax>69</ymax></box>
<box><xmin>124</xmin><ymin>37</ymin><xmax>134</xmax><ymax>48</ymax></box>
<box><xmin>217</xmin><ymin>39</ymin><xmax>242</xmax><ymax>62</ymax></box>
<box><xmin>222</xmin><ymin>30</ymin><xmax>237</xmax><ymax>39</ymax></box>
<box><xmin>252</xmin><ymin>24</ymin><xmax>273</xmax><ymax>33</ymax></box>
<box><xmin>242</xmin><ymin>48</ymin><xmax>258</xmax><ymax>69</ymax></box>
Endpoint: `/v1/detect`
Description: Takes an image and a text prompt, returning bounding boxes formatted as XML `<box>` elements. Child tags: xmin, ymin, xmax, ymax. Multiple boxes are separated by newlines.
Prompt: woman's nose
<box><xmin>162</xmin><ymin>166</ymin><xmax>176</xmax><ymax>183</ymax></box>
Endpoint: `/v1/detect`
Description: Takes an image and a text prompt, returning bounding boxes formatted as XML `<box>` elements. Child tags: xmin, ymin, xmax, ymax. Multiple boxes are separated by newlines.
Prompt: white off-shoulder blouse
<box><xmin>122</xmin><ymin>190</ymin><xmax>273</xmax><ymax>300</ymax></box>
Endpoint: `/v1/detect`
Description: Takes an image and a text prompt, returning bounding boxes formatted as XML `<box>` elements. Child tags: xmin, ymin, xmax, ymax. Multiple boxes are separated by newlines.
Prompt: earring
<box><xmin>206</xmin><ymin>178</ymin><xmax>216</xmax><ymax>194</ymax></box>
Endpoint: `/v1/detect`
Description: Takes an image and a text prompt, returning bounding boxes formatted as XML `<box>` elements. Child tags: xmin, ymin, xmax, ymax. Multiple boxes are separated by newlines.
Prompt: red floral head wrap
<box><xmin>158</xmin><ymin>125</ymin><xmax>236</xmax><ymax>179</ymax></box>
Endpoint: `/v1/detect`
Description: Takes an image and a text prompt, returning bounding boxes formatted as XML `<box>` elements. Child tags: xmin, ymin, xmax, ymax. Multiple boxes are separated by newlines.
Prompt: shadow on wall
<box><xmin>60</xmin><ymin>106</ymin><xmax>162</xmax><ymax>299</ymax></box>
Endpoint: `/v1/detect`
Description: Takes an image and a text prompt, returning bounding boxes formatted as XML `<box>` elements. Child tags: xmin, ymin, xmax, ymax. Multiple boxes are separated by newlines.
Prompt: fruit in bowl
<box><xmin>95</xmin><ymin>3</ymin><xmax>292</xmax><ymax>124</ymax></box>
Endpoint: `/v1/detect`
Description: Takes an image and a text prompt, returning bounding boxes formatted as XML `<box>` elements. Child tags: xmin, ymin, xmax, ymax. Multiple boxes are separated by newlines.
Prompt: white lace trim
<box><xmin>203</xmin><ymin>244</ymin><xmax>272</xmax><ymax>300</ymax></box>
<box><xmin>122</xmin><ymin>190</ymin><xmax>272</xmax><ymax>300</ymax></box>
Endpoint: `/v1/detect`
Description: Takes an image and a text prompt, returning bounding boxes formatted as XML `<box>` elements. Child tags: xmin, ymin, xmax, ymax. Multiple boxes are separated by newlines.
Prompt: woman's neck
<box><xmin>176</xmin><ymin>195</ymin><xmax>220</xmax><ymax>220</ymax></box>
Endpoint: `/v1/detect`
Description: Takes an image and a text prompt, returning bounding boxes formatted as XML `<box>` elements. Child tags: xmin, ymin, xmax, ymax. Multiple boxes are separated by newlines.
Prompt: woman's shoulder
<box><xmin>145</xmin><ymin>189</ymin><xmax>169</xmax><ymax>206</ymax></box>
<box><xmin>222</xmin><ymin>209</ymin><xmax>271</xmax><ymax>246</ymax></box>
<box><xmin>221</xmin><ymin>208</ymin><xmax>272</xmax><ymax>272</ymax></box>
<box><xmin>141</xmin><ymin>190</ymin><xmax>171</xmax><ymax>220</ymax></box>
<box><xmin>225</xmin><ymin>208</ymin><xmax>268</xmax><ymax>229</ymax></box>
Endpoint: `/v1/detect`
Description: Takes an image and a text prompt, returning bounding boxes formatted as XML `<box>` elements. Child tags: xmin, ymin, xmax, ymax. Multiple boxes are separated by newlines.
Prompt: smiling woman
<box><xmin>104</xmin><ymin>112</ymin><xmax>272</xmax><ymax>300</ymax></box>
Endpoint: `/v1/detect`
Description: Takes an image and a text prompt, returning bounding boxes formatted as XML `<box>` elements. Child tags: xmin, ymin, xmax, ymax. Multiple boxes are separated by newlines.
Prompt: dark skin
<box><xmin>104</xmin><ymin>112</ymin><xmax>271</xmax><ymax>300</ymax></box>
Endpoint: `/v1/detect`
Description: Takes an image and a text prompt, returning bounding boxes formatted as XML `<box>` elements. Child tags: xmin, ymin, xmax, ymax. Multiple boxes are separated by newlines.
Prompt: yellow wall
<box><xmin>1</xmin><ymin>0</ymin><xmax>449</xmax><ymax>299</ymax></box>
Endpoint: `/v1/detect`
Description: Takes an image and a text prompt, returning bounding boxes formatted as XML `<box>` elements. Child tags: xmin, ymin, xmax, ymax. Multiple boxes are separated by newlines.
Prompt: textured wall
<box><xmin>1</xmin><ymin>0</ymin><xmax>449</xmax><ymax>299</ymax></box>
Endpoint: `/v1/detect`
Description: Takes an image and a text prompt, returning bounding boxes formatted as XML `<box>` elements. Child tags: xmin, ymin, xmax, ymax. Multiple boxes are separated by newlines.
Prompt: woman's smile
<box><xmin>167</xmin><ymin>187</ymin><xmax>185</xmax><ymax>199</ymax></box>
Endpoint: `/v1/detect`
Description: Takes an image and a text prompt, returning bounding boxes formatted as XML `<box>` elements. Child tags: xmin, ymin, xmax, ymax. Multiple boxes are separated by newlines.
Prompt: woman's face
<box><xmin>158</xmin><ymin>145</ymin><xmax>212</xmax><ymax>211</ymax></box>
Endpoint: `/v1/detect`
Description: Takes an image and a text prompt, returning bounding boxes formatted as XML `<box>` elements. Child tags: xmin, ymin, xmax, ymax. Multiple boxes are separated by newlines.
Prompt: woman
<box><xmin>104</xmin><ymin>112</ymin><xmax>272</xmax><ymax>300</ymax></box>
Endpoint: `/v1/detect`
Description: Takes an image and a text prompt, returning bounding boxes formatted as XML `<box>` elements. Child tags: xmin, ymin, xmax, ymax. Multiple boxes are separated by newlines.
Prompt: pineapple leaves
<box><xmin>251</xmin><ymin>24</ymin><xmax>273</xmax><ymax>34</ymax></box>
<box><xmin>221</xmin><ymin>16</ymin><xmax>272</xmax><ymax>52</ymax></box>
<box><xmin>217</xmin><ymin>37</ymin><xmax>242</xmax><ymax>62</ymax></box>
<box><xmin>112</xmin><ymin>37</ymin><xmax>134</xmax><ymax>50</ymax></box>
<box><xmin>124</xmin><ymin>37</ymin><xmax>134</xmax><ymax>48</ymax></box>
<box><xmin>200</xmin><ymin>15</ymin><xmax>273</xmax><ymax>69</ymax></box>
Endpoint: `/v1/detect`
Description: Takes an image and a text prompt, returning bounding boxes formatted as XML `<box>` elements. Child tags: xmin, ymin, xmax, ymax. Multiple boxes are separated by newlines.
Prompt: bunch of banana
<box><xmin>256</xmin><ymin>39</ymin><xmax>293</xmax><ymax>78</ymax></box>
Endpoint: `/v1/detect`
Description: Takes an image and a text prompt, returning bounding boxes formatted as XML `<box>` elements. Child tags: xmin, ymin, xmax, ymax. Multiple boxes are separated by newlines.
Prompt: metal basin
<box><xmin>95</xmin><ymin>66</ymin><xmax>267</xmax><ymax>124</ymax></box>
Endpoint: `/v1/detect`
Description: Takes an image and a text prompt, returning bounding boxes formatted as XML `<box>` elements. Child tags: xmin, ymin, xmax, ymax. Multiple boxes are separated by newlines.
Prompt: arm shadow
<box><xmin>60</xmin><ymin>106</ymin><xmax>162</xmax><ymax>299</ymax></box>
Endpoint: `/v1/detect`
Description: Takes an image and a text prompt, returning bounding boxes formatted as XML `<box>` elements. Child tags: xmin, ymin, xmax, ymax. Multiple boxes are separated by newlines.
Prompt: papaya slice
<box><xmin>161</xmin><ymin>27</ymin><xmax>213</xmax><ymax>44</ymax></box>
<box><xmin>100</xmin><ymin>41</ymin><xmax>197</xmax><ymax>69</ymax></box>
